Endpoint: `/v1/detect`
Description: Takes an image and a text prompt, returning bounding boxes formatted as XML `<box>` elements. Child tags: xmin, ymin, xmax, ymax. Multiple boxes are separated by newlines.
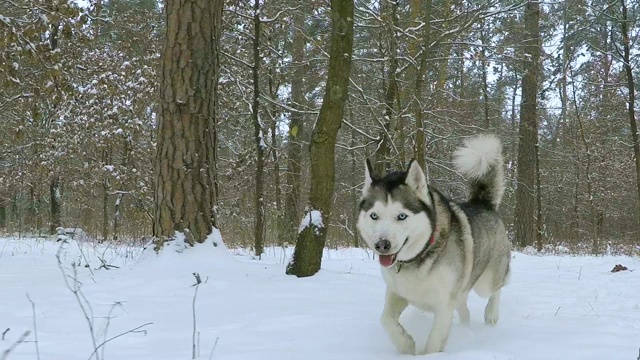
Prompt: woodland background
<box><xmin>1</xmin><ymin>0</ymin><xmax>639</xmax><ymax>255</ymax></box>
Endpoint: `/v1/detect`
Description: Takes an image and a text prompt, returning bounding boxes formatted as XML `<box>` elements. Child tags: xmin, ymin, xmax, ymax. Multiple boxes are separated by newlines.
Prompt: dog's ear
<box><xmin>362</xmin><ymin>158</ymin><xmax>374</xmax><ymax>195</ymax></box>
<box><xmin>405</xmin><ymin>159</ymin><xmax>431</xmax><ymax>205</ymax></box>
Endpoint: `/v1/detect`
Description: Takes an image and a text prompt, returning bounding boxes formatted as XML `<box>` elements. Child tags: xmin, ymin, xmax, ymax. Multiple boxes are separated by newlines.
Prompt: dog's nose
<box><xmin>375</xmin><ymin>239</ymin><xmax>391</xmax><ymax>253</ymax></box>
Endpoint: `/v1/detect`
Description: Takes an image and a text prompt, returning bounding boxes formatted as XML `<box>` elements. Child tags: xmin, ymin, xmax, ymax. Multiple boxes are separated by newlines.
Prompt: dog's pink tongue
<box><xmin>379</xmin><ymin>254</ymin><xmax>396</xmax><ymax>267</ymax></box>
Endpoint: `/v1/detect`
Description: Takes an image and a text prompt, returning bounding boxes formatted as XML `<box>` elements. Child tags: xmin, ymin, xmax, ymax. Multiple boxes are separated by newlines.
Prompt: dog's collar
<box><xmin>395</xmin><ymin>226</ymin><xmax>439</xmax><ymax>272</ymax></box>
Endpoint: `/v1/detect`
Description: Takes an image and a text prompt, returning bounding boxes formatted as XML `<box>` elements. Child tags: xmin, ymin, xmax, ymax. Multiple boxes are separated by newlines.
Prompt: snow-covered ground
<box><xmin>1</xmin><ymin>234</ymin><xmax>639</xmax><ymax>360</ymax></box>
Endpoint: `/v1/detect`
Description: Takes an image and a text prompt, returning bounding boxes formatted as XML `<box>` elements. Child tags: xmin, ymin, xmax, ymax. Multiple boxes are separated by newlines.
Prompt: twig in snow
<box><xmin>208</xmin><ymin>337</ymin><xmax>220</xmax><ymax>360</ymax></box>
<box><xmin>192</xmin><ymin>272</ymin><xmax>202</xmax><ymax>360</ymax></box>
<box><xmin>1</xmin><ymin>329</ymin><xmax>8</xmax><ymax>341</ymax></box>
<box><xmin>100</xmin><ymin>302</ymin><xmax>124</xmax><ymax>360</ymax></box>
<box><xmin>56</xmin><ymin>245</ymin><xmax>100</xmax><ymax>360</ymax></box>
<box><xmin>25</xmin><ymin>293</ymin><xmax>40</xmax><ymax>360</ymax></box>
<box><xmin>0</xmin><ymin>330</ymin><xmax>31</xmax><ymax>360</ymax></box>
<box><xmin>554</xmin><ymin>307</ymin><xmax>561</xmax><ymax>316</ymax></box>
<box><xmin>587</xmin><ymin>302</ymin><xmax>599</xmax><ymax>317</ymax></box>
<box><xmin>87</xmin><ymin>322</ymin><xmax>153</xmax><ymax>360</ymax></box>
<box><xmin>578</xmin><ymin>266</ymin><xmax>582</xmax><ymax>281</ymax></box>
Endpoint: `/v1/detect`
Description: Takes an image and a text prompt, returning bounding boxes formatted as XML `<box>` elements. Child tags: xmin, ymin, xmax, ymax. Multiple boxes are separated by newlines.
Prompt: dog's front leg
<box><xmin>419</xmin><ymin>306</ymin><xmax>454</xmax><ymax>355</ymax></box>
<box><xmin>380</xmin><ymin>288</ymin><xmax>415</xmax><ymax>355</ymax></box>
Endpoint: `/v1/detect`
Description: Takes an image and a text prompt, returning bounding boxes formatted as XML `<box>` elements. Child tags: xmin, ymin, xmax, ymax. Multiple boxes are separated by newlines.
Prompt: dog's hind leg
<box><xmin>484</xmin><ymin>289</ymin><xmax>501</xmax><ymax>325</ymax></box>
<box><xmin>381</xmin><ymin>288</ymin><xmax>415</xmax><ymax>355</ymax></box>
<box><xmin>456</xmin><ymin>291</ymin><xmax>471</xmax><ymax>325</ymax></box>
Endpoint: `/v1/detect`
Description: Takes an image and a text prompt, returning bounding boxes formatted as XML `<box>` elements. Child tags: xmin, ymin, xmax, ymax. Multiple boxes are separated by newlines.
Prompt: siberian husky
<box><xmin>356</xmin><ymin>134</ymin><xmax>511</xmax><ymax>355</ymax></box>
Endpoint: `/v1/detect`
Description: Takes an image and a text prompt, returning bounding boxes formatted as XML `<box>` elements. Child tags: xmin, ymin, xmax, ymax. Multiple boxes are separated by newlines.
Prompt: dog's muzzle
<box><xmin>374</xmin><ymin>239</ymin><xmax>391</xmax><ymax>253</ymax></box>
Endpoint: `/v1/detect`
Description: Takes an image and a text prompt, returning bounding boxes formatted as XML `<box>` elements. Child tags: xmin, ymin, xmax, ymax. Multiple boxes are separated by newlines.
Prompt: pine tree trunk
<box><xmin>49</xmin><ymin>176</ymin><xmax>62</xmax><ymax>234</ymax></box>
<box><xmin>620</xmin><ymin>0</ymin><xmax>640</xmax><ymax>240</ymax></box>
<box><xmin>154</xmin><ymin>0</ymin><xmax>223</xmax><ymax>245</ymax></box>
<box><xmin>514</xmin><ymin>0</ymin><xmax>540</xmax><ymax>248</ymax></box>
<box><xmin>284</xmin><ymin>9</ymin><xmax>306</xmax><ymax>245</ymax></box>
<box><xmin>252</xmin><ymin>0</ymin><xmax>265</xmax><ymax>257</ymax></box>
<box><xmin>286</xmin><ymin>0</ymin><xmax>354</xmax><ymax>277</ymax></box>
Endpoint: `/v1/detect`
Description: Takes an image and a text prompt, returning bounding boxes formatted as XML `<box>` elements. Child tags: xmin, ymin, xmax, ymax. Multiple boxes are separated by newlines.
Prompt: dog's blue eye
<box><xmin>397</xmin><ymin>213</ymin><xmax>408</xmax><ymax>221</ymax></box>
<box><xmin>370</xmin><ymin>212</ymin><xmax>379</xmax><ymax>220</ymax></box>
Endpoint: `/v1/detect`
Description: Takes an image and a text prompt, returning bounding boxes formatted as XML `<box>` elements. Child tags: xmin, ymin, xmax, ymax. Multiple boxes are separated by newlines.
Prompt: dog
<box><xmin>356</xmin><ymin>134</ymin><xmax>511</xmax><ymax>355</ymax></box>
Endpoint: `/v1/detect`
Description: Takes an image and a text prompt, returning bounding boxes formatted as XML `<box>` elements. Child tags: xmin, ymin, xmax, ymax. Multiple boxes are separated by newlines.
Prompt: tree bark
<box><xmin>620</xmin><ymin>0</ymin><xmax>640</xmax><ymax>240</ymax></box>
<box><xmin>286</xmin><ymin>0</ymin><xmax>354</xmax><ymax>277</ymax></box>
<box><xmin>514</xmin><ymin>0</ymin><xmax>540</xmax><ymax>248</ymax></box>
<box><xmin>252</xmin><ymin>0</ymin><xmax>265</xmax><ymax>257</ymax></box>
<box><xmin>153</xmin><ymin>0</ymin><xmax>223</xmax><ymax>245</ymax></box>
<box><xmin>284</xmin><ymin>8</ymin><xmax>306</xmax><ymax>245</ymax></box>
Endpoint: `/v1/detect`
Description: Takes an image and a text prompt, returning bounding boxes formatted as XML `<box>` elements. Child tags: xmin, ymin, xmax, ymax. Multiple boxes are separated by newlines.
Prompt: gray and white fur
<box><xmin>356</xmin><ymin>134</ymin><xmax>511</xmax><ymax>355</ymax></box>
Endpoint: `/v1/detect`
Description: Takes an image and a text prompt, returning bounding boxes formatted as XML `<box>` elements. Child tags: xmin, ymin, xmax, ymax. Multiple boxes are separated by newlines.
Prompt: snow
<box><xmin>298</xmin><ymin>209</ymin><xmax>324</xmax><ymax>234</ymax></box>
<box><xmin>1</xmin><ymin>235</ymin><xmax>639</xmax><ymax>360</ymax></box>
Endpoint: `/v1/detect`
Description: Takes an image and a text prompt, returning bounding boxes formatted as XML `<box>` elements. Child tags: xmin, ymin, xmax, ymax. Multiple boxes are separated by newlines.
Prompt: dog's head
<box><xmin>356</xmin><ymin>159</ymin><xmax>435</xmax><ymax>268</ymax></box>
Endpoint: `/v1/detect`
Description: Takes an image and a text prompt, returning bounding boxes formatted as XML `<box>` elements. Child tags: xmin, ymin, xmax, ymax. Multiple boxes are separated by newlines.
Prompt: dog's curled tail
<box><xmin>453</xmin><ymin>134</ymin><xmax>505</xmax><ymax>209</ymax></box>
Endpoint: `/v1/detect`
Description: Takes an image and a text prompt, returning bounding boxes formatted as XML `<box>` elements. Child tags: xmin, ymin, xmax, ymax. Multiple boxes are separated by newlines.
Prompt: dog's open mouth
<box><xmin>378</xmin><ymin>237</ymin><xmax>408</xmax><ymax>267</ymax></box>
<box><xmin>379</xmin><ymin>254</ymin><xmax>397</xmax><ymax>267</ymax></box>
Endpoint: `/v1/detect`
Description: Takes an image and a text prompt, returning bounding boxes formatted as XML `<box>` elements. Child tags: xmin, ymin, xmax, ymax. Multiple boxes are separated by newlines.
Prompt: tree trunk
<box><xmin>480</xmin><ymin>20</ymin><xmax>490</xmax><ymax>129</ymax></box>
<box><xmin>620</xmin><ymin>0</ymin><xmax>640</xmax><ymax>240</ymax></box>
<box><xmin>102</xmin><ymin>177</ymin><xmax>109</xmax><ymax>242</ymax></box>
<box><xmin>375</xmin><ymin>0</ymin><xmax>398</xmax><ymax>174</ymax></box>
<box><xmin>271</xmin><ymin>111</ymin><xmax>282</xmax><ymax>245</ymax></box>
<box><xmin>535</xmin><ymin>141</ymin><xmax>543</xmax><ymax>251</ymax></box>
<box><xmin>411</xmin><ymin>0</ymin><xmax>432</xmax><ymax>171</ymax></box>
<box><xmin>252</xmin><ymin>0</ymin><xmax>265</xmax><ymax>258</ymax></box>
<box><xmin>286</xmin><ymin>0</ymin><xmax>354</xmax><ymax>277</ymax></box>
<box><xmin>27</xmin><ymin>184</ymin><xmax>36</xmax><ymax>231</ymax></box>
<box><xmin>48</xmin><ymin>1</ymin><xmax>62</xmax><ymax>237</ymax></box>
<box><xmin>350</xmin><ymin>116</ymin><xmax>359</xmax><ymax>248</ymax></box>
<box><xmin>0</xmin><ymin>200</ymin><xmax>6</xmax><ymax>231</ymax></box>
<box><xmin>284</xmin><ymin>8</ymin><xmax>306</xmax><ymax>245</ymax></box>
<box><xmin>576</xmin><ymin>108</ymin><xmax>597</xmax><ymax>254</ymax></box>
<box><xmin>113</xmin><ymin>192</ymin><xmax>123</xmax><ymax>241</ymax></box>
<box><xmin>153</xmin><ymin>0</ymin><xmax>223</xmax><ymax>245</ymax></box>
<box><xmin>514</xmin><ymin>0</ymin><xmax>540</xmax><ymax>248</ymax></box>
<box><xmin>268</xmin><ymin>65</ymin><xmax>283</xmax><ymax>247</ymax></box>
<box><xmin>49</xmin><ymin>176</ymin><xmax>62</xmax><ymax>234</ymax></box>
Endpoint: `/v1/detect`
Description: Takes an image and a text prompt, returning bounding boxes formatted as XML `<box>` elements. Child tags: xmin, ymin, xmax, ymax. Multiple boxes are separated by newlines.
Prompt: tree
<box><xmin>153</xmin><ymin>0</ymin><xmax>223</xmax><ymax>245</ymax></box>
<box><xmin>251</xmin><ymin>0</ymin><xmax>265</xmax><ymax>257</ymax></box>
<box><xmin>619</xmin><ymin>0</ymin><xmax>640</xmax><ymax>239</ymax></box>
<box><xmin>283</xmin><ymin>7</ymin><xmax>307</xmax><ymax>247</ymax></box>
<box><xmin>286</xmin><ymin>0</ymin><xmax>354</xmax><ymax>277</ymax></box>
<box><xmin>514</xmin><ymin>0</ymin><xmax>541</xmax><ymax>248</ymax></box>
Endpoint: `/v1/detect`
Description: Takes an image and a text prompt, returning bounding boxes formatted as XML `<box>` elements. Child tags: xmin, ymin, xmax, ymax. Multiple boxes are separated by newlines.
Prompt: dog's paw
<box><xmin>391</xmin><ymin>335</ymin><xmax>416</xmax><ymax>355</ymax></box>
<box><xmin>417</xmin><ymin>344</ymin><xmax>444</xmax><ymax>356</ymax></box>
<box><xmin>484</xmin><ymin>306</ymin><xmax>499</xmax><ymax>326</ymax></box>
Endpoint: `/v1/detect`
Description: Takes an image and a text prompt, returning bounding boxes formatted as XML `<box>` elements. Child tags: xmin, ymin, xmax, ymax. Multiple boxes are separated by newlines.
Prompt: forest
<box><xmin>1</xmin><ymin>0</ymin><xmax>639</xmax><ymax>259</ymax></box>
